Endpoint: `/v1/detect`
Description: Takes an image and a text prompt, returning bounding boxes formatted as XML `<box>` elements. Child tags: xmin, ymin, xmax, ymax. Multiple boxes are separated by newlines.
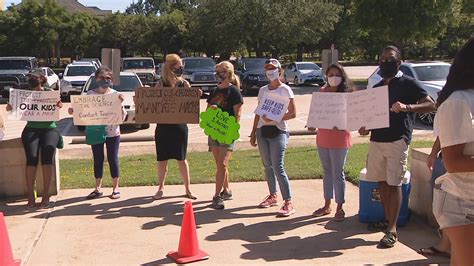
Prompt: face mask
<box><xmin>97</xmin><ymin>79</ymin><xmax>112</xmax><ymax>89</ymax></box>
<box><xmin>173</xmin><ymin>67</ymin><xmax>184</xmax><ymax>77</ymax></box>
<box><xmin>266</xmin><ymin>69</ymin><xmax>279</xmax><ymax>81</ymax></box>
<box><xmin>327</xmin><ymin>76</ymin><xmax>342</xmax><ymax>87</ymax></box>
<box><xmin>28</xmin><ymin>78</ymin><xmax>40</xmax><ymax>88</ymax></box>
<box><xmin>379</xmin><ymin>60</ymin><xmax>399</xmax><ymax>79</ymax></box>
<box><xmin>215</xmin><ymin>73</ymin><xmax>226</xmax><ymax>83</ymax></box>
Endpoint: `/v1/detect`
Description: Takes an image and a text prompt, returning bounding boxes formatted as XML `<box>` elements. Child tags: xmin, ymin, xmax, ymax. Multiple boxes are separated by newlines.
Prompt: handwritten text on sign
<box><xmin>8</xmin><ymin>89</ymin><xmax>60</xmax><ymax>121</ymax></box>
<box><xmin>254</xmin><ymin>92</ymin><xmax>290</xmax><ymax>122</ymax></box>
<box><xmin>199</xmin><ymin>108</ymin><xmax>240</xmax><ymax>145</ymax></box>
<box><xmin>71</xmin><ymin>94</ymin><xmax>123</xmax><ymax>125</ymax></box>
<box><xmin>307</xmin><ymin>86</ymin><xmax>389</xmax><ymax>131</ymax></box>
<box><xmin>135</xmin><ymin>87</ymin><xmax>200</xmax><ymax>124</ymax></box>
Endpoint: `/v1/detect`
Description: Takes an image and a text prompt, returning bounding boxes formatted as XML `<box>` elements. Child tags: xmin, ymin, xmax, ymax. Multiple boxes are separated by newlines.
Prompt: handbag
<box><xmin>260</xmin><ymin>126</ymin><xmax>281</xmax><ymax>138</ymax></box>
<box><xmin>85</xmin><ymin>125</ymin><xmax>107</xmax><ymax>145</ymax></box>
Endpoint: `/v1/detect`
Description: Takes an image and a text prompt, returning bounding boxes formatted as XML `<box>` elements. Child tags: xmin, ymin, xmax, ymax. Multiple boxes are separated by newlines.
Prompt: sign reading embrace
<box><xmin>307</xmin><ymin>86</ymin><xmax>389</xmax><ymax>131</ymax></box>
<box><xmin>8</xmin><ymin>89</ymin><xmax>60</xmax><ymax>121</ymax></box>
<box><xmin>71</xmin><ymin>94</ymin><xmax>123</xmax><ymax>125</ymax></box>
<box><xmin>254</xmin><ymin>92</ymin><xmax>290</xmax><ymax>122</ymax></box>
<box><xmin>135</xmin><ymin>87</ymin><xmax>200</xmax><ymax>124</ymax></box>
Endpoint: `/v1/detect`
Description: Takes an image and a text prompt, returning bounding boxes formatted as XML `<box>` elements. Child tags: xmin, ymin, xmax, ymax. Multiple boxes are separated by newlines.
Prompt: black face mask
<box><xmin>173</xmin><ymin>67</ymin><xmax>184</xmax><ymax>77</ymax></box>
<box><xmin>379</xmin><ymin>60</ymin><xmax>399</xmax><ymax>79</ymax></box>
<box><xmin>28</xmin><ymin>78</ymin><xmax>40</xmax><ymax>88</ymax></box>
<box><xmin>215</xmin><ymin>73</ymin><xmax>225</xmax><ymax>83</ymax></box>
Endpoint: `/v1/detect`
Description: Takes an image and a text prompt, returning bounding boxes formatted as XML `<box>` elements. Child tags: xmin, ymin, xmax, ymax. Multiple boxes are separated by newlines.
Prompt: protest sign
<box><xmin>71</xmin><ymin>94</ymin><xmax>123</xmax><ymax>125</ymax></box>
<box><xmin>8</xmin><ymin>89</ymin><xmax>60</xmax><ymax>121</ymax></box>
<box><xmin>254</xmin><ymin>92</ymin><xmax>290</xmax><ymax>122</ymax></box>
<box><xmin>135</xmin><ymin>87</ymin><xmax>200</xmax><ymax>124</ymax></box>
<box><xmin>199</xmin><ymin>108</ymin><xmax>240</xmax><ymax>145</ymax></box>
<box><xmin>307</xmin><ymin>86</ymin><xmax>389</xmax><ymax>131</ymax></box>
<box><xmin>0</xmin><ymin>112</ymin><xmax>4</xmax><ymax>141</ymax></box>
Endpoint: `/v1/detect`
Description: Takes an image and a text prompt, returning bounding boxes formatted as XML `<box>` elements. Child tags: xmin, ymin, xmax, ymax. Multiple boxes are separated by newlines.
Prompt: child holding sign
<box><xmin>250</xmin><ymin>59</ymin><xmax>296</xmax><ymax>217</ymax></box>
<box><xmin>308</xmin><ymin>63</ymin><xmax>353</xmax><ymax>221</ymax></box>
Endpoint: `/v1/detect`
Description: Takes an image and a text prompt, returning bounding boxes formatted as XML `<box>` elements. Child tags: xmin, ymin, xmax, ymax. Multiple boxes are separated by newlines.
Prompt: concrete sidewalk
<box><xmin>2</xmin><ymin>180</ymin><xmax>448</xmax><ymax>265</ymax></box>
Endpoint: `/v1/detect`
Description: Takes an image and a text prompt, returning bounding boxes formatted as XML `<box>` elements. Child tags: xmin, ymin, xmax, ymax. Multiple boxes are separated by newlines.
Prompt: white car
<box><xmin>284</xmin><ymin>62</ymin><xmax>325</xmax><ymax>86</ymax></box>
<box><xmin>80</xmin><ymin>72</ymin><xmax>149</xmax><ymax>130</ymax></box>
<box><xmin>60</xmin><ymin>62</ymin><xmax>97</xmax><ymax>99</ymax></box>
<box><xmin>367</xmin><ymin>61</ymin><xmax>451</xmax><ymax>125</ymax></box>
<box><xmin>34</xmin><ymin>67</ymin><xmax>60</xmax><ymax>90</ymax></box>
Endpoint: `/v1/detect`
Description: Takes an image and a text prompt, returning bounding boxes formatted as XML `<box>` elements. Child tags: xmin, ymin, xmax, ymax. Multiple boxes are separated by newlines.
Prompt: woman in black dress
<box><xmin>153</xmin><ymin>53</ymin><xmax>198</xmax><ymax>200</ymax></box>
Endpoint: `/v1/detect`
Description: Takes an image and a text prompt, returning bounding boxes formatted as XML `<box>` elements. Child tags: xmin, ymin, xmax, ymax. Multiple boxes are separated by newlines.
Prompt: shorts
<box><xmin>208</xmin><ymin>136</ymin><xmax>236</xmax><ymax>151</ymax></box>
<box><xmin>433</xmin><ymin>188</ymin><xmax>474</xmax><ymax>229</ymax></box>
<box><xmin>365</xmin><ymin>139</ymin><xmax>408</xmax><ymax>186</ymax></box>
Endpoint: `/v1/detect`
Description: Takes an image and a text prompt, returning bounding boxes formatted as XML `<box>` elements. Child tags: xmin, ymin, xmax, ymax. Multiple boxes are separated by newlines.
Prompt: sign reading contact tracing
<box><xmin>199</xmin><ymin>108</ymin><xmax>240</xmax><ymax>145</ymax></box>
<box><xmin>70</xmin><ymin>94</ymin><xmax>123</xmax><ymax>125</ymax></box>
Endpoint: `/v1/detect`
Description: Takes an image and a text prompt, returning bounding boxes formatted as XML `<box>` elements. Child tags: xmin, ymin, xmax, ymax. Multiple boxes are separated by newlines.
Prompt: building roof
<box><xmin>20</xmin><ymin>0</ymin><xmax>112</xmax><ymax>16</ymax></box>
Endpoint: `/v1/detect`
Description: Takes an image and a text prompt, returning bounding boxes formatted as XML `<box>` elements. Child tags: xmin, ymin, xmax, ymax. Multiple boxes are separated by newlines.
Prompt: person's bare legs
<box><xmin>40</xmin><ymin>164</ymin><xmax>53</xmax><ymax>206</ymax></box>
<box><xmin>444</xmin><ymin>224</ymin><xmax>474</xmax><ymax>265</ymax></box>
<box><xmin>385</xmin><ymin>184</ymin><xmax>402</xmax><ymax>234</ymax></box>
<box><xmin>26</xmin><ymin>166</ymin><xmax>37</xmax><ymax>207</ymax></box>
<box><xmin>94</xmin><ymin>178</ymin><xmax>103</xmax><ymax>191</ymax></box>
<box><xmin>222</xmin><ymin>153</ymin><xmax>232</xmax><ymax>193</ymax></box>
<box><xmin>112</xmin><ymin>177</ymin><xmax>120</xmax><ymax>193</ymax></box>
<box><xmin>435</xmin><ymin>230</ymin><xmax>451</xmax><ymax>254</ymax></box>
<box><xmin>379</xmin><ymin>181</ymin><xmax>391</xmax><ymax>223</ymax></box>
<box><xmin>177</xmin><ymin>159</ymin><xmax>194</xmax><ymax>196</ymax></box>
<box><xmin>157</xmin><ymin>160</ymin><xmax>169</xmax><ymax>192</ymax></box>
<box><xmin>212</xmin><ymin>148</ymin><xmax>232</xmax><ymax>197</ymax></box>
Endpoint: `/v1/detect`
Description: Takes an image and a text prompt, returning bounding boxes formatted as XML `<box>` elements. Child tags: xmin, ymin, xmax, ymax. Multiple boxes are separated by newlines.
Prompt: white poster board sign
<box><xmin>0</xmin><ymin>112</ymin><xmax>5</xmax><ymax>141</ymax></box>
<box><xmin>8</xmin><ymin>89</ymin><xmax>60</xmax><ymax>121</ymax></box>
<box><xmin>254</xmin><ymin>93</ymin><xmax>290</xmax><ymax>122</ymax></box>
<box><xmin>307</xmin><ymin>86</ymin><xmax>389</xmax><ymax>131</ymax></box>
<box><xmin>71</xmin><ymin>94</ymin><xmax>123</xmax><ymax>125</ymax></box>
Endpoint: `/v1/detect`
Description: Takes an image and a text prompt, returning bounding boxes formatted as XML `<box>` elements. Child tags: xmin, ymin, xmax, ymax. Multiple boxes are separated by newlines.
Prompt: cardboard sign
<box><xmin>307</xmin><ymin>86</ymin><xmax>389</xmax><ymax>131</ymax></box>
<box><xmin>199</xmin><ymin>108</ymin><xmax>240</xmax><ymax>145</ymax></box>
<box><xmin>254</xmin><ymin>92</ymin><xmax>290</xmax><ymax>122</ymax></box>
<box><xmin>71</xmin><ymin>94</ymin><xmax>123</xmax><ymax>125</ymax></box>
<box><xmin>0</xmin><ymin>112</ymin><xmax>4</xmax><ymax>141</ymax></box>
<box><xmin>135</xmin><ymin>87</ymin><xmax>200</xmax><ymax>124</ymax></box>
<box><xmin>8</xmin><ymin>89</ymin><xmax>60</xmax><ymax>121</ymax></box>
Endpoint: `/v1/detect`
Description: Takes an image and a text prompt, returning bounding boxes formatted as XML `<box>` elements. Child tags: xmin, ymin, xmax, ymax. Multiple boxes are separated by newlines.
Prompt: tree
<box><xmin>125</xmin><ymin>0</ymin><xmax>198</xmax><ymax>15</ymax></box>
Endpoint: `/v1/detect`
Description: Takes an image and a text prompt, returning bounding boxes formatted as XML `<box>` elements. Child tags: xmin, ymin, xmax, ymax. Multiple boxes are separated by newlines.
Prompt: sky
<box><xmin>3</xmin><ymin>0</ymin><xmax>132</xmax><ymax>12</ymax></box>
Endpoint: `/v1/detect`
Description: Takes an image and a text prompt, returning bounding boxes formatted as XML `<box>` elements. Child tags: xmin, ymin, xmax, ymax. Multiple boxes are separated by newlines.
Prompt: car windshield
<box><xmin>122</xmin><ymin>59</ymin><xmax>154</xmax><ymax>70</ymax></box>
<box><xmin>413</xmin><ymin>65</ymin><xmax>450</xmax><ymax>81</ymax></box>
<box><xmin>297</xmin><ymin>63</ymin><xmax>319</xmax><ymax>70</ymax></box>
<box><xmin>86</xmin><ymin>76</ymin><xmax>142</xmax><ymax>92</ymax></box>
<box><xmin>243</xmin><ymin>60</ymin><xmax>266</xmax><ymax>70</ymax></box>
<box><xmin>184</xmin><ymin>59</ymin><xmax>215</xmax><ymax>69</ymax></box>
<box><xmin>66</xmin><ymin>66</ymin><xmax>96</xmax><ymax>77</ymax></box>
<box><xmin>0</xmin><ymin>60</ymin><xmax>31</xmax><ymax>70</ymax></box>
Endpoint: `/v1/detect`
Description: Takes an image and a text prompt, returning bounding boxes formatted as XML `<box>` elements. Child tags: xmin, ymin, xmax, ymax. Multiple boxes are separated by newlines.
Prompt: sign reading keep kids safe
<box><xmin>254</xmin><ymin>92</ymin><xmax>290</xmax><ymax>122</ymax></box>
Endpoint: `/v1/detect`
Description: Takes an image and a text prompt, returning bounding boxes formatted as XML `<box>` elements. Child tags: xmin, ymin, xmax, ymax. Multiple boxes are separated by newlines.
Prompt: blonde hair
<box><xmin>162</xmin><ymin>53</ymin><xmax>185</xmax><ymax>86</ymax></box>
<box><xmin>216</xmin><ymin>61</ymin><xmax>240</xmax><ymax>89</ymax></box>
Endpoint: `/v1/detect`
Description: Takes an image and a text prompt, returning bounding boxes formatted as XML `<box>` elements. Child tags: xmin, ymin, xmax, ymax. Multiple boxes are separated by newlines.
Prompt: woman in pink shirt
<box><xmin>309</xmin><ymin>63</ymin><xmax>353</xmax><ymax>221</ymax></box>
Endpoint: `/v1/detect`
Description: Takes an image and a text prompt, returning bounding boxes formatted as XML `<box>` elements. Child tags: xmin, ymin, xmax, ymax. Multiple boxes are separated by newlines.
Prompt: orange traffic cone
<box><xmin>0</xmin><ymin>212</ymin><xmax>21</xmax><ymax>266</ymax></box>
<box><xmin>167</xmin><ymin>201</ymin><xmax>209</xmax><ymax>264</ymax></box>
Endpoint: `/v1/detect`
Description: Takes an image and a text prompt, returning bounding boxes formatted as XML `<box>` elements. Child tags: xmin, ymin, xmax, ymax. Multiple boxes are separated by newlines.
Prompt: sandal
<box><xmin>185</xmin><ymin>192</ymin><xmax>197</xmax><ymax>200</ymax></box>
<box><xmin>334</xmin><ymin>209</ymin><xmax>345</xmax><ymax>221</ymax></box>
<box><xmin>39</xmin><ymin>201</ymin><xmax>52</xmax><ymax>209</ymax></box>
<box><xmin>378</xmin><ymin>231</ymin><xmax>398</xmax><ymax>248</ymax></box>
<box><xmin>153</xmin><ymin>190</ymin><xmax>163</xmax><ymax>200</ymax></box>
<box><xmin>417</xmin><ymin>247</ymin><xmax>451</xmax><ymax>258</ymax></box>
<box><xmin>368</xmin><ymin>221</ymin><xmax>388</xmax><ymax>232</ymax></box>
<box><xmin>86</xmin><ymin>190</ymin><xmax>103</xmax><ymax>200</ymax></box>
<box><xmin>312</xmin><ymin>207</ymin><xmax>331</xmax><ymax>217</ymax></box>
<box><xmin>111</xmin><ymin>191</ymin><xmax>121</xmax><ymax>199</ymax></box>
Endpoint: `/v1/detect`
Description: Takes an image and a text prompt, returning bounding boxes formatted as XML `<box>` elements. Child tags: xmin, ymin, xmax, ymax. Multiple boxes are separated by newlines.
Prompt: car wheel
<box><xmin>284</xmin><ymin>75</ymin><xmax>289</xmax><ymax>85</ymax></box>
<box><xmin>141</xmin><ymin>123</ymin><xmax>150</xmax><ymax>129</ymax></box>
<box><xmin>241</xmin><ymin>83</ymin><xmax>249</xmax><ymax>96</ymax></box>
<box><xmin>294</xmin><ymin>77</ymin><xmax>299</xmax><ymax>86</ymax></box>
<box><xmin>418</xmin><ymin>111</ymin><xmax>436</xmax><ymax>126</ymax></box>
<box><xmin>77</xmin><ymin>126</ymin><xmax>85</xmax><ymax>132</ymax></box>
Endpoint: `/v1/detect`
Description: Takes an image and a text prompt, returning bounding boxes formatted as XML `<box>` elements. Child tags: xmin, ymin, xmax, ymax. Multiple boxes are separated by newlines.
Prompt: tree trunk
<box><xmin>296</xmin><ymin>43</ymin><xmax>304</xmax><ymax>62</ymax></box>
<box><xmin>56</xmin><ymin>41</ymin><xmax>61</xmax><ymax>68</ymax></box>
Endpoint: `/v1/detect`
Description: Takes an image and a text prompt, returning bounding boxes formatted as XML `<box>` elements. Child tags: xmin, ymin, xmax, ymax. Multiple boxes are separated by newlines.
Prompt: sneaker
<box><xmin>368</xmin><ymin>221</ymin><xmax>389</xmax><ymax>232</ymax></box>
<box><xmin>258</xmin><ymin>194</ymin><xmax>278</xmax><ymax>208</ymax></box>
<box><xmin>153</xmin><ymin>190</ymin><xmax>164</xmax><ymax>200</ymax></box>
<box><xmin>210</xmin><ymin>196</ymin><xmax>225</xmax><ymax>210</ymax></box>
<box><xmin>378</xmin><ymin>231</ymin><xmax>398</xmax><ymax>248</ymax></box>
<box><xmin>277</xmin><ymin>201</ymin><xmax>295</xmax><ymax>217</ymax></box>
<box><xmin>86</xmin><ymin>190</ymin><xmax>103</xmax><ymax>200</ymax></box>
<box><xmin>220</xmin><ymin>190</ymin><xmax>233</xmax><ymax>201</ymax></box>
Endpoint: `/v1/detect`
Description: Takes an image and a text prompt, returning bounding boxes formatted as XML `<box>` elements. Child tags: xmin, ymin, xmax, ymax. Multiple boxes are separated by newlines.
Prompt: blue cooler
<box><xmin>358</xmin><ymin>168</ymin><xmax>411</xmax><ymax>226</ymax></box>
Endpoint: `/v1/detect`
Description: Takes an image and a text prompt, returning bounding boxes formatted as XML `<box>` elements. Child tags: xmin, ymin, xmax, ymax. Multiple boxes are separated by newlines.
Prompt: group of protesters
<box><xmin>4</xmin><ymin>37</ymin><xmax>473</xmax><ymax>264</ymax></box>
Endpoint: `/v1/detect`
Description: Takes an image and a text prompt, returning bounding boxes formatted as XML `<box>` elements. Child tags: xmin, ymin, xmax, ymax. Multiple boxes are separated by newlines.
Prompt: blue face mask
<box><xmin>97</xmin><ymin>79</ymin><xmax>112</xmax><ymax>89</ymax></box>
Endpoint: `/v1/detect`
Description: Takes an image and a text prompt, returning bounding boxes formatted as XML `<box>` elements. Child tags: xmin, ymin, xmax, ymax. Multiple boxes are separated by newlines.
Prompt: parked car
<box><xmin>367</xmin><ymin>61</ymin><xmax>451</xmax><ymax>125</ymax></box>
<box><xmin>182</xmin><ymin>57</ymin><xmax>217</xmax><ymax>93</ymax></box>
<box><xmin>121</xmin><ymin>57</ymin><xmax>157</xmax><ymax>86</ymax></box>
<box><xmin>34</xmin><ymin>67</ymin><xmax>60</xmax><ymax>90</ymax></box>
<box><xmin>78</xmin><ymin>58</ymin><xmax>101</xmax><ymax>69</ymax></box>
<box><xmin>0</xmin><ymin>57</ymin><xmax>38</xmax><ymax>99</ymax></box>
<box><xmin>155</xmin><ymin>62</ymin><xmax>163</xmax><ymax>81</ymax></box>
<box><xmin>236</xmin><ymin>58</ymin><xmax>268</xmax><ymax>95</ymax></box>
<box><xmin>284</xmin><ymin>62</ymin><xmax>325</xmax><ymax>86</ymax></box>
<box><xmin>79</xmin><ymin>72</ymin><xmax>149</xmax><ymax>131</ymax></box>
<box><xmin>60</xmin><ymin>62</ymin><xmax>98</xmax><ymax>100</ymax></box>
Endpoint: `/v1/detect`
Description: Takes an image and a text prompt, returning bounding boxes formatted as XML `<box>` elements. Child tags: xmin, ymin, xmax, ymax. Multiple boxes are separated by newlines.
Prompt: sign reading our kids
<box><xmin>254</xmin><ymin>92</ymin><xmax>290</xmax><ymax>122</ymax></box>
<box><xmin>8</xmin><ymin>89</ymin><xmax>60</xmax><ymax>121</ymax></box>
<box><xmin>70</xmin><ymin>94</ymin><xmax>123</xmax><ymax>125</ymax></box>
<box><xmin>199</xmin><ymin>108</ymin><xmax>240</xmax><ymax>145</ymax></box>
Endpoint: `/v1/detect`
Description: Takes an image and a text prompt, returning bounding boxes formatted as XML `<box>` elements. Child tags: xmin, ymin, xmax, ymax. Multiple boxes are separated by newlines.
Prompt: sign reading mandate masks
<box><xmin>71</xmin><ymin>94</ymin><xmax>123</xmax><ymax>125</ymax></box>
<box><xmin>307</xmin><ymin>86</ymin><xmax>389</xmax><ymax>131</ymax></box>
<box><xmin>8</xmin><ymin>89</ymin><xmax>60</xmax><ymax>121</ymax></box>
<box><xmin>134</xmin><ymin>87</ymin><xmax>200</xmax><ymax>124</ymax></box>
<box><xmin>254</xmin><ymin>92</ymin><xmax>290</xmax><ymax>122</ymax></box>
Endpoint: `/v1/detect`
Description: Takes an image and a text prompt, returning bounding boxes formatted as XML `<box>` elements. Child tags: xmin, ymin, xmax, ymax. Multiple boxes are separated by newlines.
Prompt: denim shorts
<box><xmin>433</xmin><ymin>187</ymin><xmax>474</xmax><ymax>229</ymax></box>
<box><xmin>208</xmin><ymin>137</ymin><xmax>236</xmax><ymax>151</ymax></box>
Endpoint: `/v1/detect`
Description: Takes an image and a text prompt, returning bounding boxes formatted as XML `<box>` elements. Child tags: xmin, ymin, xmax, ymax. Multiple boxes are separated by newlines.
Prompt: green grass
<box><xmin>60</xmin><ymin>140</ymin><xmax>434</xmax><ymax>189</ymax></box>
<box><xmin>352</xmin><ymin>78</ymin><xmax>368</xmax><ymax>87</ymax></box>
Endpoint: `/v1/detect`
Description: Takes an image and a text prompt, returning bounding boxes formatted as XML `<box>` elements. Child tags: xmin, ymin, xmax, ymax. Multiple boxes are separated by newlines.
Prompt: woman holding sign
<box><xmin>152</xmin><ymin>53</ymin><xmax>198</xmax><ymax>200</ymax></box>
<box><xmin>207</xmin><ymin>61</ymin><xmax>243</xmax><ymax>210</ymax></box>
<box><xmin>6</xmin><ymin>70</ymin><xmax>63</xmax><ymax>208</ymax></box>
<box><xmin>308</xmin><ymin>63</ymin><xmax>353</xmax><ymax>221</ymax></box>
<box><xmin>250</xmin><ymin>59</ymin><xmax>297</xmax><ymax>217</ymax></box>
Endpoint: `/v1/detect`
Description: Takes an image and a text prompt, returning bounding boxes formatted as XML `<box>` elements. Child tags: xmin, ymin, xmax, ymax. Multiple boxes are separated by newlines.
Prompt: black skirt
<box><xmin>154</xmin><ymin>124</ymin><xmax>188</xmax><ymax>161</ymax></box>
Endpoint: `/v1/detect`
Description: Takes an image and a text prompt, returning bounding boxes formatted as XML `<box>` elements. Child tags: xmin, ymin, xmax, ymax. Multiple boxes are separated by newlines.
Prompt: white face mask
<box><xmin>327</xmin><ymin>76</ymin><xmax>342</xmax><ymax>87</ymax></box>
<box><xmin>266</xmin><ymin>69</ymin><xmax>280</xmax><ymax>81</ymax></box>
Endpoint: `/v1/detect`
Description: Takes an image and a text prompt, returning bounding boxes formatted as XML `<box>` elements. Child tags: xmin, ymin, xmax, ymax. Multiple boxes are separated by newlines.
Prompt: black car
<box><xmin>236</xmin><ymin>58</ymin><xmax>269</xmax><ymax>95</ymax></box>
<box><xmin>0</xmin><ymin>57</ymin><xmax>38</xmax><ymax>99</ymax></box>
<box><xmin>182</xmin><ymin>57</ymin><xmax>217</xmax><ymax>93</ymax></box>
